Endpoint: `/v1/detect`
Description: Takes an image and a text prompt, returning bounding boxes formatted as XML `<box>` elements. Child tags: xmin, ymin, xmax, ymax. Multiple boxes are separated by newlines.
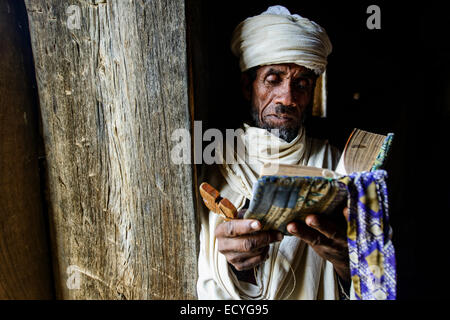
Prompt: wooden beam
<box><xmin>25</xmin><ymin>0</ymin><xmax>198</xmax><ymax>299</ymax></box>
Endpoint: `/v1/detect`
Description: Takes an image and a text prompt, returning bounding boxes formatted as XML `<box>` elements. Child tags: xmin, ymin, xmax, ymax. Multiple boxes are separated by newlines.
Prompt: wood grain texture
<box><xmin>25</xmin><ymin>0</ymin><xmax>198</xmax><ymax>299</ymax></box>
<box><xmin>0</xmin><ymin>0</ymin><xmax>54</xmax><ymax>299</ymax></box>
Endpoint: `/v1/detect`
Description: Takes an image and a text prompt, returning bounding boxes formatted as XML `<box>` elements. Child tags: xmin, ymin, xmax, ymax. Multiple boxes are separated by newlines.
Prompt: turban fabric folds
<box><xmin>231</xmin><ymin>5</ymin><xmax>332</xmax><ymax>75</ymax></box>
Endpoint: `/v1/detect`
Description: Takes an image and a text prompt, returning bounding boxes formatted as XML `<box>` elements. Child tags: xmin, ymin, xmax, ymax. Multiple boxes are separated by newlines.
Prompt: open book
<box><xmin>243</xmin><ymin>129</ymin><xmax>394</xmax><ymax>234</ymax></box>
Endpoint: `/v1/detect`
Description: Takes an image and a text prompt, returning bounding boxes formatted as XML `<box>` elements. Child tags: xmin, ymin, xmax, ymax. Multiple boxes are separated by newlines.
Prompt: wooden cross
<box><xmin>199</xmin><ymin>182</ymin><xmax>237</xmax><ymax>220</ymax></box>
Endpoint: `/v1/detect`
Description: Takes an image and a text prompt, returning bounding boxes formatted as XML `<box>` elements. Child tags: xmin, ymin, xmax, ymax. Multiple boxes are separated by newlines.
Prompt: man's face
<box><xmin>244</xmin><ymin>63</ymin><xmax>317</xmax><ymax>142</ymax></box>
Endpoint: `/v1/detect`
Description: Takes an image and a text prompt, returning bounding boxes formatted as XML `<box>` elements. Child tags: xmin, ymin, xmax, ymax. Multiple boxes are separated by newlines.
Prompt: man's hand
<box><xmin>286</xmin><ymin>208</ymin><xmax>350</xmax><ymax>283</ymax></box>
<box><xmin>215</xmin><ymin>210</ymin><xmax>283</xmax><ymax>271</ymax></box>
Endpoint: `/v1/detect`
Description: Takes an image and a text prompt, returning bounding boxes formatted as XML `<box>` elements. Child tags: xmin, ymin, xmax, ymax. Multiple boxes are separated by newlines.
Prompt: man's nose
<box><xmin>274</xmin><ymin>81</ymin><xmax>297</xmax><ymax>108</ymax></box>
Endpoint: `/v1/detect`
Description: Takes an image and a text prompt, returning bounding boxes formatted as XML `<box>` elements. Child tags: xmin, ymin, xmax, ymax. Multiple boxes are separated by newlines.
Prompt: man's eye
<box><xmin>295</xmin><ymin>79</ymin><xmax>310</xmax><ymax>89</ymax></box>
<box><xmin>265</xmin><ymin>75</ymin><xmax>280</xmax><ymax>84</ymax></box>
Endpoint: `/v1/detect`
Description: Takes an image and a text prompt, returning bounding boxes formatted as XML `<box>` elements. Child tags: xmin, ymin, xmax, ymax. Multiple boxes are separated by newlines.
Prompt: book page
<box><xmin>343</xmin><ymin>129</ymin><xmax>387</xmax><ymax>173</ymax></box>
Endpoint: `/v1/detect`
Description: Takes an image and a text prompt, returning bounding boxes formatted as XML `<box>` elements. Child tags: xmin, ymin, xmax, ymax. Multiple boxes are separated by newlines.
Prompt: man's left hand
<box><xmin>286</xmin><ymin>208</ymin><xmax>350</xmax><ymax>284</ymax></box>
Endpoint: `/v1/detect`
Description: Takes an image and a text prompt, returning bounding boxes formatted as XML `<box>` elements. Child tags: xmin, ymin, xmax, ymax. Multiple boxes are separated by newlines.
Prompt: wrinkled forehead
<box><xmin>256</xmin><ymin>63</ymin><xmax>317</xmax><ymax>78</ymax></box>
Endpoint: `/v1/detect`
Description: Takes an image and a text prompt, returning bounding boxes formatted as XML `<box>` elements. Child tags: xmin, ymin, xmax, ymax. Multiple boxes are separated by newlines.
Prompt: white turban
<box><xmin>231</xmin><ymin>5</ymin><xmax>332</xmax><ymax>75</ymax></box>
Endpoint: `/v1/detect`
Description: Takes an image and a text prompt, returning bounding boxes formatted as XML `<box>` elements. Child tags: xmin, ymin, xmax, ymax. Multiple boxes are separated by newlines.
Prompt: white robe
<box><xmin>197</xmin><ymin>125</ymin><xmax>341</xmax><ymax>300</ymax></box>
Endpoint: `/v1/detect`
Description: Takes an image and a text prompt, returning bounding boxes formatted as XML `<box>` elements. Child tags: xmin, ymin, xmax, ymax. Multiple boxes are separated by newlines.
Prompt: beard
<box><xmin>251</xmin><ymin>104</ymin><xmax>303</xmax><ymax>143</ymax></box>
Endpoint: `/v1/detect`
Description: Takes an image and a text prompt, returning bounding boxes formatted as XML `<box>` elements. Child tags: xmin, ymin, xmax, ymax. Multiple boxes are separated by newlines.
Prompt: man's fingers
<box><xmin>304</xmin><ymin>214</ymin><xmax>345</xmax><ymax>241</ymax></box>
<box><xmin>233</xmin><ymin>253</ymin><xmax>269</xmax><ymax>271</ymax></box>
<box><xmin>218</xmin><ymin>230</ymin><xmax>283</xmax><ymax>253</ymax></box>
<box><xmin>215</xmin><ymin>219</ymin><xmax>261</xmax><ymax>238</ymax></box>
<box><xmin>227</xmin><ymin>246</ymin><xmax>269</xmax><ymax>265</ymax></box>
<box><xmin>287</xmin><ymin>221</ymin><xmax>331</xmax><ymax>248</ymax></box>
<box><xmin>343</xmin><ymin>207</ymin><xmax>349</xmax><ymax>221</ymax></box>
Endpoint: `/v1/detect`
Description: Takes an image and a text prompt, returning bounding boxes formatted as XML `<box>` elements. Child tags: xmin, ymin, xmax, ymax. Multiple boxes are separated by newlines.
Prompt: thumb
<box><xmin>343</xmin><ymin>207</ymin><xmax>349</xmax><ymax>221</ymax></box>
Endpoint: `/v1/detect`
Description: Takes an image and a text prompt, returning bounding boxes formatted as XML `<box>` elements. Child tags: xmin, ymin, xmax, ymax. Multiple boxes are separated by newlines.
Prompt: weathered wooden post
<box><xmin>25</xmin><ymin>0</ymin><xmax>198</xmax><ymax>299</ymax></box>
<box><xmin>0</xmin><ymin>0</ymin><xmax>54</xmax><ymax>299</ymax></box>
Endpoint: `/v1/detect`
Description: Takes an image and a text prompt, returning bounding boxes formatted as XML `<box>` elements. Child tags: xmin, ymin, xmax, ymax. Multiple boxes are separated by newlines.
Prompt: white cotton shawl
<box><xmin>197</xmin><ymin>124</ymin><xmax>341</xmax><ymax>300</ymax></box>
<box><xmin>231</xmin><ymin>5</ymin><xmax>332</xmax><ymax>75</ymax></box>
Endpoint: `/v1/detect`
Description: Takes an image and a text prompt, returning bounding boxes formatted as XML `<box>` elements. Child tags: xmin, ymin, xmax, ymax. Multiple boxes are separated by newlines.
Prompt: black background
<box><xmin>191</xmin><ymin>0</ymin><xmax>450</xmax><ymax>299</ymax></box>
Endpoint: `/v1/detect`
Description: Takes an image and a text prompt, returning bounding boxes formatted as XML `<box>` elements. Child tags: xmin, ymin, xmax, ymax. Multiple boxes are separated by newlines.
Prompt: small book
<box><xmin>243</xmin><ymin>129</ymin><xmax>394</xmax><ymax>234</ymax></box>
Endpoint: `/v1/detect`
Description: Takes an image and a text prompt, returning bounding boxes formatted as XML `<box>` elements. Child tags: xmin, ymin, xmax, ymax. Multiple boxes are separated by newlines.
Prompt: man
<box><xmin>197</xmin><ymin>5</ymin><xmax>351</xmax><ymax>300</ymax></box>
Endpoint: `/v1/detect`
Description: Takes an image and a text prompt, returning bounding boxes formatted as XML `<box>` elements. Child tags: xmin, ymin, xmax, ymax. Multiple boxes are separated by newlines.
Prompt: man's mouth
<box><xmin>265</xmin><ymin>114</ymin><xmax>295</xmax><ymax>122</ymax></box>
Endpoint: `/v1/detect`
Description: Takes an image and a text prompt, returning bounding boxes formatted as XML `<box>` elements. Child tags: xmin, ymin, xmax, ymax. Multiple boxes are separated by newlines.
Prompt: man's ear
<box><xmin>241</xmin><ymin>73</ymin><xmax>252</xmax><ymax>101</ymax></box>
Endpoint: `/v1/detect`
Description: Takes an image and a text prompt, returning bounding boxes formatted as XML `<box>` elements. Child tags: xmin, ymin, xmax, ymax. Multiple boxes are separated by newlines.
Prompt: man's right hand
<box><xmin>215</xmin><ymin>211</ymin><xmax>284</xmax><ymax>271</ymax></box>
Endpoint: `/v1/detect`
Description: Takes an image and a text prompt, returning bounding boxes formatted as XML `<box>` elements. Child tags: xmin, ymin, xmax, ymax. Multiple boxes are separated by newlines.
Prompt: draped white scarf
<box><xmin>218</xmin><ymin>124</ymin><xmax>308</xmax><ymax>199</ymax></box>
<box><xmin>197</xmin><ymin>124</ymin><xmax>340</xmax><ymax>300</ymax></box>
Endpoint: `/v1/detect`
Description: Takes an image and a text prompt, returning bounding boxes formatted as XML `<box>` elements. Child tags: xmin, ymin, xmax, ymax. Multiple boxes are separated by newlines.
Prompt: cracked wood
<box><xmin>25</xmin><ymin>0</ymin><xmax>198</xmax><ymax>299</ymax></box>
